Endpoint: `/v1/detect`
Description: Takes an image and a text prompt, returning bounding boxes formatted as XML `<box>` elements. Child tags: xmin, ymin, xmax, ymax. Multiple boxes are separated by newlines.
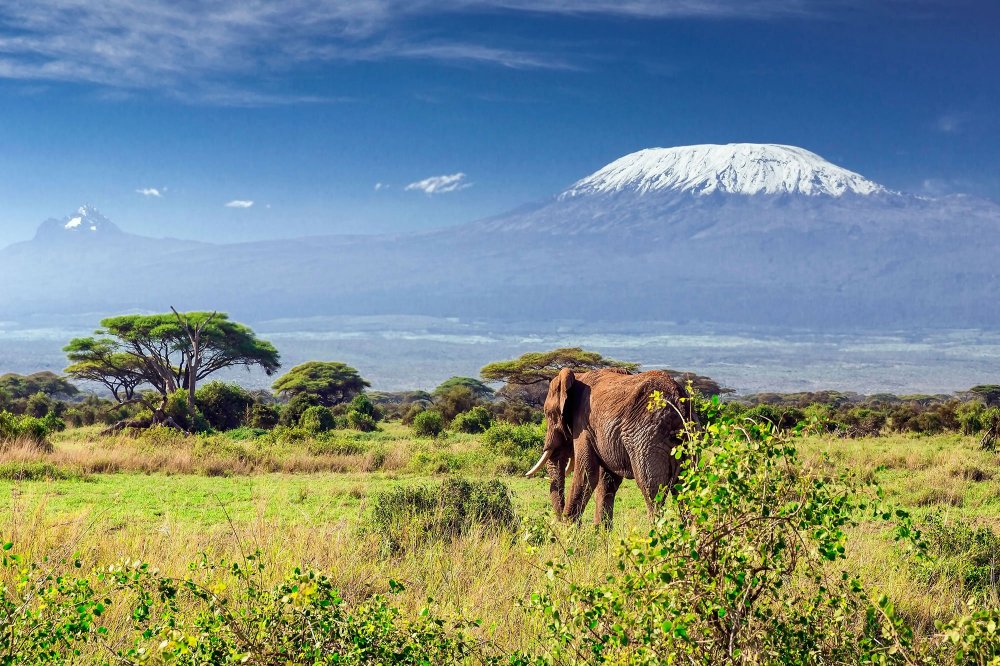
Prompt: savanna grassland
<box><xmin>3</xmin><ymin>420</ymin><xmax>1000</xmax><ymax>663</ymax></box>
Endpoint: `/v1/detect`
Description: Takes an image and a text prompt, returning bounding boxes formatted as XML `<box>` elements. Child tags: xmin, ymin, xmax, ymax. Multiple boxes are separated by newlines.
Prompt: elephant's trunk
<box><xmin>525</xmin><ymin>449</ymin><xmax>552</xmax><ymax>477</ymax></box>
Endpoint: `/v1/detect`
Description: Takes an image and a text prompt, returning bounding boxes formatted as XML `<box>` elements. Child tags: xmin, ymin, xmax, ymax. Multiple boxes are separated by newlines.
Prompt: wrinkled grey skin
<box><xmin>528</xmin><ymin>368</ymin><xmax>693</xmax><ymax>526</ymax></box>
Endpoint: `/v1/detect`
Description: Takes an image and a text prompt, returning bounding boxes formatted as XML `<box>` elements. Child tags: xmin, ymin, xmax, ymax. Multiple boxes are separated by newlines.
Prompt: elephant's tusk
<box><xmin>565</xmin><ymin>458</ymin><xmax>573</xmax><ymax>474</ymax></box>
<box><xmin>525</xmin><ymin>450</ymin><xmax>552</xmax><ymax>477</ymax></box>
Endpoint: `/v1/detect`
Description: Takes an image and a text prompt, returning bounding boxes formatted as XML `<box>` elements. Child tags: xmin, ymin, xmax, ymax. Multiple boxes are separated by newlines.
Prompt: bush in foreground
<box><xmin>367</xmin><ymin>477</ymin><xmax>519</xmax><ymax>555</ymax></box>
<box><xmin>527</xmin><ymin>397</ymin><xmax>932</xmax><ymax>664</ymax></box>
<box><xmin>0</xmin><ymin>546</ymin><xmax>488</xmax><ymax>665</ymax></box>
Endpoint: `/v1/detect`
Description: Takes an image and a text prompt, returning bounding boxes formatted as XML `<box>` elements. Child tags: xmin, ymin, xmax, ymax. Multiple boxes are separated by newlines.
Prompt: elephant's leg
<box><xmin>564</xmin><ymin>434</ymin><xmax>599</xmax><ymax>522</ymax></box>
<box><xmin>634</xmin><ymin>445</ymin><xmax>680</xmax><ymax>517</ymax></box>
<box><xmin>544</xmin><ymin>449</ymin><xmax>571</xmax><ymax>516</ymax></box>
<box><xmin>594</xmin><ymin>467</ymin><xmax>623</xmax><ymax>528</ymax></box>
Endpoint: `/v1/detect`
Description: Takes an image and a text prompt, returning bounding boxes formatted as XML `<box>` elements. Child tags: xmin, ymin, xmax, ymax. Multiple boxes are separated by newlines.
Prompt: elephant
<box><xmin>525</xmin><ymin>368</ymin><xmax>695</xmax><ymax>526</ymax></box>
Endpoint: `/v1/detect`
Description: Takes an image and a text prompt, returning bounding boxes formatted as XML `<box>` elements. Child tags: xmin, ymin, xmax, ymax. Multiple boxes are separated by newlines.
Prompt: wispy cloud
<box><xmin>405</xmin><ymin>172</ymin><xmax>470</xmax><ymax>194</ymax></box>
<box><xmin>920</xmin><ymin>177</ymin><xmax>981</xmax><ymax>197</ymax></box>
<box><xmin>935</xmin><ymin>113</ymin><xmax>969</xmax><ymax>134</ymax></box>
<box><xmin>136</xmin><ymin>187</ymin><xmax>163</xmax><ymax>197</ymax></box>
<box><xmin>374</xmin><ymin>182</ymin><xmax>388</xmax><ymax>191</ymax></box>
<box><xmin>225</xmin><ymin>199</ymin><xmax>254</xmax><ymax>208</ymax></box>
<box><xmin>0</xmin><ymin>1</ymin><xmax>852</xmax><ymax>104</ymax></box>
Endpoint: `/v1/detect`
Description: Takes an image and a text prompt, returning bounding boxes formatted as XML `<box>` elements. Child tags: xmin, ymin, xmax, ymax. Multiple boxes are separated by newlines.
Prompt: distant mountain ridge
<box><xmin>2</xmin><ymin>143</ymin><xmax>999</xmax><ymax>329</ymax></box>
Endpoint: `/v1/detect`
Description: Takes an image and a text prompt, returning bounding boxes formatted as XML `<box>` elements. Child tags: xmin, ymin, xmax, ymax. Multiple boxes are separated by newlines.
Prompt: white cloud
<box><xmin>136</xmin><ymin>187</ymin><xmax>163</xmax><ymax>197</ymax></box>
<box><xmin>374</xmin><ymin>182</ymin><xmax>388</xmax><ymax>191</ymax></box>
<box><xmin>0</xmin><ymin>1</ymin><xmax>855</xmax><ymax>103</ymax></box>
<box><xmin>225</xmin><ymin>199</ymin><xmax>254</xmax><ymax>208</ymax></box>
<box><xmin>405</xmin><ymin>172</ymin><xmax>470</xmax><ymax>195</ymax></box>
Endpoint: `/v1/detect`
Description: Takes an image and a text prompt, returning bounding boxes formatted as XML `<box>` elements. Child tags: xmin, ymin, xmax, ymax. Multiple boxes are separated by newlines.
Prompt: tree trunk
<box><xmin>171</xmin><ymin>307</ymin><xmax>216</xmax><ymax>411</ymax></box>
<box><xmin>187</xmin><ymin>336</ymin><xmax>198</xmax><ymax>410</ymax></box>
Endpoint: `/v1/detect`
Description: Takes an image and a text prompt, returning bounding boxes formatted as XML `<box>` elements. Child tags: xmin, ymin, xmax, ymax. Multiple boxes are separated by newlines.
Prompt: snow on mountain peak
<box><xmin>560</xmin><ymin>143</ymin><xmax>888</xmax><ymax>199</ymax></box>
<box><xmin>63</xmin><ymin>205</ymin><xmax>113</xmax><ymax>233</ymax></box>
<box><xmin>33</xmin><ymin>205</ymin><xmax>121</xmax><ymax>241</ymax></box>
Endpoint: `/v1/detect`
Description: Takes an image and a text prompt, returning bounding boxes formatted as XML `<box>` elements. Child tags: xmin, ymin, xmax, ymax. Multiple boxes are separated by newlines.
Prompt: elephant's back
<box><xmin>582</xmin><ymin>370</ymin><xmax>691</xmax><ymax>480</ymax></box>
<box><xmin>583</xmin><ymin>369</ymin><xmax>687</xmax><ymax>410</ymax></box>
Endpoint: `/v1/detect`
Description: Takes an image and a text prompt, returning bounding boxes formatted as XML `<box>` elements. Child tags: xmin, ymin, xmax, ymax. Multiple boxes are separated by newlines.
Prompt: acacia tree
<box><xmin>481</xmin><ymin>348</ymin><xmax>639</xmax><ymax>408</ymax></box>
<box><xmin>432</xmin><ymin>377</ymin><xmax>495</xmax><ymax>401</ymax></box>
<box><xmin>64</xmin><ymin>310</ymin><xmax>280</xmax><ymax>429</ymax></box>
<box><xmin>480</xmin><ymin>347</ymin><xmax>639</xmax><ymax>386</ymax></box>
<box><xmin>64</xmin><ymin>338</ymin><xmax>145</xmax><ymax>402</ymax></box>
<box><xmin>272</xmin><ymin>362</ymin><xmax>370</xmax><ymax>407</ymax></box>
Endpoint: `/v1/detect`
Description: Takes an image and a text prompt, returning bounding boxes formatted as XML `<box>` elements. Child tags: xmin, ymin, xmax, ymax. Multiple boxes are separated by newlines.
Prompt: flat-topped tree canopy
<box><xmin>64</xmin><ymin>311</ymin><xmax>280</xmax><ymax>402</ymax></box>
<box><xmin>480</xmin><ymin>347</ymin><xmax>639</xmax><ymax>386</ymax></box>
<box><xmin>433</xmin><ymin>377</ymin><xmax>495</xmax><ymax>400</ymax></box>
<box><xmin>272</xmin><ymin>361</ymin><xmax>370</xmax><ymax>407</ymax></box>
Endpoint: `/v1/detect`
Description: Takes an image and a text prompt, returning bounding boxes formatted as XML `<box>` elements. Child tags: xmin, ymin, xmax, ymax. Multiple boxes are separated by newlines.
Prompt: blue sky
<box><xmin>0</xmin><ymin>0</ymin><xmax>996</xmax><ymax>246</ymax></box>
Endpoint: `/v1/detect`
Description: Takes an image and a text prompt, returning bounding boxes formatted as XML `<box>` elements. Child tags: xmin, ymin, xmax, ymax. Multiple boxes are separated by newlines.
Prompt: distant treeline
<box><xmin>725</xmin><ymin>385</ymin><xmax>1000</xmax><ymax>443</ymax></box>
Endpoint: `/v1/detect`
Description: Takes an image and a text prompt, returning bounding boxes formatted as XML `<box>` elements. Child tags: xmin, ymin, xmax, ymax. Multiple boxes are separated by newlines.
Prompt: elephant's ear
<box><xmin>557</xmin><ymin>368</ymin><xmax>576</xmax><ymax>423</ymax></box>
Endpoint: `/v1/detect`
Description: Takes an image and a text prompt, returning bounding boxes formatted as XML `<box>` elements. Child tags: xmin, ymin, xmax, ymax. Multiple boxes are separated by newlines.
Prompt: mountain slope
<box><xmin>1</xmin><ymin>144</ymin><xmax>999</xmax><ymax>329</ymax></box>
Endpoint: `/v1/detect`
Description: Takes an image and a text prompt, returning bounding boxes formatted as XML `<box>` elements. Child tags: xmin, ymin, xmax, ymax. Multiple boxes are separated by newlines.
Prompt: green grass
<box><xmin>2</xmin><ymin>424</ymin><xmax>999</xmax><ymax>657</ymax></box>
<box><xmin>0</xmin><ymin>469</ymin><xmax>649</xmax><ymax>528</ymax></box>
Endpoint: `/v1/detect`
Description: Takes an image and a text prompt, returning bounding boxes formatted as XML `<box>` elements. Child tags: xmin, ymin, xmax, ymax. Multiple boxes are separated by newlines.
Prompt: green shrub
<box><xmin>451</xmin><ymin>406</ymin><xmax>493</xmax><ymax>434</ymax></box>
<box><xmin>367</xmin><ymin>477</ymin><xmax>519</xmax><ymax>555</ymax></box>
<box><xmin>835</xmin><ymin>407</ymin><xmax>887</xmax><ymax>438</ymax></box>
<box><xmin>247</xmin><ymin>401</ymin><xmax>280</xmax><ymax>429</ymax></box>
<box><xmin>482</xmin><ymin>420</ymin><xmax>543</xmax><ymax>458</ymax></box>
<box><xmin>980</xmin><ymin>408</ymin><xmax>1000</xmax><ymax>451</ymax></box>
<box><xmin>223</xmin><ymin>426</ymin><xmax>270</xmax><ymax>441</ymax></box>
<box><xmin>433</xmin><ymin>386</ymin><xmax>479</xmax><ymax>422</ymax></box>
<box><xmin>406</xmin><ymin>450</ymin><xmax>469</xmax><ymax>475</ymax></box>
<box><xmin>957</xmin><ymin>400</ymin><xmax>988</xmax><ymax>435</ymax></box>
<box><xmin>489</xmin><ymin>399</ymin><xmax>542</xmax><ymax>425</ymax></box>
<box><xmin>347</xmin><ymin>393</ymin><xmax>382</xmax><ymax>422</ymax></box>
<box><xmin>195</xmin><ymin>381</ymin><xmax>254</xmax><ymax>431</ymax></box>
<box><xmin>347</xmin><ymin>410</ymin><xmax>378</xmax><ymax>432</ymax></box>
<box><xmin>270</xmin><ymin>425</ymin><xmax>311</xmax><ymax>443</ymax></box>
<box><xmin>299</xmin><ymin>405</ymin><xmax>337</xmax><ymax>434</ymax></box>
<box><xmin>0</xmin><ymin>547</ymin><xmax>485</xmax><ymax>665</ymax></box>
<box><xmin>279</xmin><ymin>393</ymin><xmax>320</xmax><ymax>427</ymax></box>
<box><xmin>939</xmin><ymin>603</ymin><xmax>1000</xmax><ymax>664</ymax></box>
<box><xmin>25</xmin><ymin>391</ymin><xmax>53</xmax><ymax>417</ymax></box>
<box><xmin>164</xmin><ymin>390</ymin><xmax>209</xmax><ymax>432</ymax></box>
<box><xmin>742</xmin><ymin>403</ymin><xmax>805</xmax><ymax>431</ymax></box>
<box><xmin>412</xmin><ymin>410</ymin><xmax>445</xmax><ymax>437</ymax></box>
<box><xmin>401</xmin><ymin>402</ymin><xmax>426</xmax><ymax>425</ymax></box>
<box><xmin>0</xmin><ymin>410</ymin><xmax>63</xmax><ymax>446</ymax></box>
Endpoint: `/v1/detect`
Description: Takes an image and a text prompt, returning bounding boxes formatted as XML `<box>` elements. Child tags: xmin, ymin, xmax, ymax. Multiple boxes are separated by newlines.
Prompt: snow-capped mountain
<box><xmin>1</xmin><ymin>143</ymin><xmax>999</xmax><ymax>330</ymax></box>
<box><xmin>33</xmin><ymin>205</ymin><xmax>122</xmax><ymax>240</ymax></box>
<box><xmin>559</xmin><ymin>143</ymin><xmax>887</xmax><ymax>198</ymax></box>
